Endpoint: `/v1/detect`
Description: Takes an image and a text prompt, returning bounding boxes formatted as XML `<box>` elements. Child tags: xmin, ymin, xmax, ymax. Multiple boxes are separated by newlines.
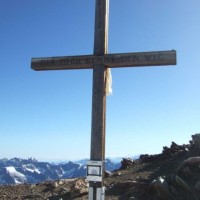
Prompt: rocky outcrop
<box><xmin>139</xmin><ymin>141</ymin><xmax>190</xmax><ymax>163</ymax></box>
<box><xmin>120</xmin><ymin>158</ymin><xmax>136</xmax><ymax>169</ymax></box>
<box><xmin>149</xmin><ymin>159</ymin><xmax>200</xmax><ymax>200</ymax></box>
<box><xmin>148</xmin><ymin>134</ymin><xmax>200</xmax><ymax>200</ymax></box>
<box><xmin>0</xmin><ymin>178</ymin><xmax>88</xmax><ymax>200</ymax></box>
<box><xmin>48</xmin><ymin>178</ymin><xmax>88</xmax><ymax>199</ymax></box>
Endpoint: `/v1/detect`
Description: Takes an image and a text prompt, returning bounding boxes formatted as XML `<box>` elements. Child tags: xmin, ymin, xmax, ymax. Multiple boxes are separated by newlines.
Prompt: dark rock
<box><xmin>120</xmin><ymin>158</ymin><xmax>136</xmax><ymax>169</ymax></box>
<box><xmin>191</xmin><ymin>134</ymin><xmax>200</xmax><ymax>154</ymax></box>
<box><xmin>140</xmin><ymin>140</ymin><xmax>190</xmax><ymax>163</ymax></box>
<box><xmin>48</xmin><ymin>192</ymin><xmax>71</xmax><ymax>200</ymax></box>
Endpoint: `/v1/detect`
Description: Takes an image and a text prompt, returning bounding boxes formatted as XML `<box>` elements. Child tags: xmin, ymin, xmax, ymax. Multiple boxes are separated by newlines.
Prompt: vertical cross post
<box><xmin>91</xmin><ymin>0</ymin><xmax>108</xmax><ymax>163</ymax></box>
<box><xmin>88</xmin><ymin>0</ymin><xmax>108</xmax><ymax>199</ymax></box>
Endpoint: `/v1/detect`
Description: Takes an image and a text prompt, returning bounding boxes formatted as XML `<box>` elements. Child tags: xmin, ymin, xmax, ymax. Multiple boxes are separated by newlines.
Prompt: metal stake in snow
<box><xmin>31</xmin><ymin>0</ymin><xmax>176</xmax><ymax>199</ymax></box>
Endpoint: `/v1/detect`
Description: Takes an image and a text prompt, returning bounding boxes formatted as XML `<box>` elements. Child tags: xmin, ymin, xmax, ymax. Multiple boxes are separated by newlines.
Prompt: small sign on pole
<box><xmin>87</xmin><ymin>161</ymin><xmax>105</xmax><ymax>200</ymax></box>
<box><xmin>86</xmin><ymin>160</ymin><xmax>103</xmax><ymax>182</ymax></box>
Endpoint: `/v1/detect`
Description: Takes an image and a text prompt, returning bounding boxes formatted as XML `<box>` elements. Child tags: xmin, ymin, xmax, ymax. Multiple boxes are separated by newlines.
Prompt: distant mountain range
<box><xmin>0</xmin><ymin>157</ymin><xmax>121</xmax><ymax>185</ymax></box>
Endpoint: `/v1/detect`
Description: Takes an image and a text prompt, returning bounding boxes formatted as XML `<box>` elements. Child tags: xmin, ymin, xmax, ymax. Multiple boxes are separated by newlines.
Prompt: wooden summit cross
<box><xmin>31</xmin><ymin>0</ymin><xmax>176</xmax><ymax>199</ymax></box>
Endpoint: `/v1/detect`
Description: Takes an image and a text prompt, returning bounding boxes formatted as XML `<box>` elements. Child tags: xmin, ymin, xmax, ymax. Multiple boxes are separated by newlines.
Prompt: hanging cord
<box><xmin>105</xmin><ymin>68</ymin><xmax>112</xmax><ymax>96</ymax></box>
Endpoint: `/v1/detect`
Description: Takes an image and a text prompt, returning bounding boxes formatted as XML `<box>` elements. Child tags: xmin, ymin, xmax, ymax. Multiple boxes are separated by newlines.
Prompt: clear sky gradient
<box><xmin>1</xmin><ymin>0</ymin><xmax>200</xmax><ymax>161</ymax></box>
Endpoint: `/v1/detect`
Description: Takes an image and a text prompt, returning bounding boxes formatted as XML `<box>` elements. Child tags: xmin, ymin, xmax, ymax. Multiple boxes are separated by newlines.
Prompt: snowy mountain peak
<box><xmin>5</xmin><ymin>166</ymin><xmax>26</xmax><ymax>184</ymax></box>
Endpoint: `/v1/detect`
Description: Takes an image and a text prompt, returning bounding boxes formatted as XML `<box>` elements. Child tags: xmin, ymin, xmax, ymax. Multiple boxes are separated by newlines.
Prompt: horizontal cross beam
<box><xmin>31</xmin><ymin>50</ymin><xmax>176</xmax><ymax>71</ymax></box>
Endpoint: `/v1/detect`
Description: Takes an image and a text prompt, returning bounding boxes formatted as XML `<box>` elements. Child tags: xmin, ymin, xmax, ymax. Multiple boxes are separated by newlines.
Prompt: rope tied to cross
<box><xmin>105</xmin><ymin>68</ymin><xmax>112</xmax><ymax>96</ymax></box>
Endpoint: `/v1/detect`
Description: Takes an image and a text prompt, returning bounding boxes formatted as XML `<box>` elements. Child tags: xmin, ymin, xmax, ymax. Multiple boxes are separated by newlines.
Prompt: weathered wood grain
<box><xmin>90</xmin><ymin>0</ymin><xmax>108</xmax><ymax>163</ymax></box>
<box><xmin>31</xmin><ymin>50</ymin><xmax>176</xmax><ymax>71</ymax></box>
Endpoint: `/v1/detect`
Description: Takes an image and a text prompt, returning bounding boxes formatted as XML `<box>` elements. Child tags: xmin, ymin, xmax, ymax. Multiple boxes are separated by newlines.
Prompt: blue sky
<box><xmin>0</xmin><ymin>0</ymin><xmax>200</xmax><ymax>161</ymax></box>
